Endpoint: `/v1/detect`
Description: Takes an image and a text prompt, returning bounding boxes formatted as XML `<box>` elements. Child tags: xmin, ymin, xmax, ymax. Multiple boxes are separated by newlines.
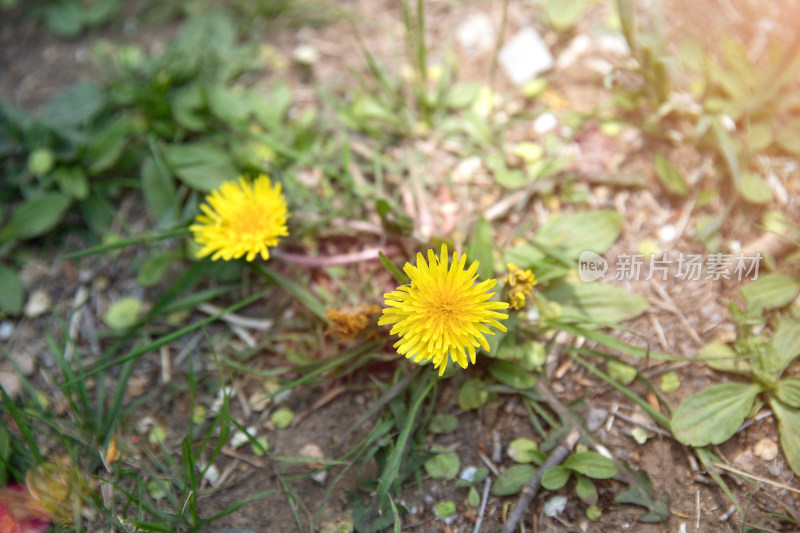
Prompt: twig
<box><xmin>499</xmin><ymin>429</ymin><xmax>579</xmax><ymax>533</ymax></box>
<box><xmin>473</xmin><ymin>477</ymin><xmax>492</xmax><ymax>533</ymax></box>
<box><xmin>711</xmin><ymin>462</ymin><xmax>800</xmax><ymax>495</ymax></box>
<box><xmin>272</xmin><ymin>247</ymin><xmax>398</xmax><ymax>267</ymax></box>
<box><xmin>197</xmin><ymin>303</ymin><xmax>273</xmax><ymax>331</ymax></box>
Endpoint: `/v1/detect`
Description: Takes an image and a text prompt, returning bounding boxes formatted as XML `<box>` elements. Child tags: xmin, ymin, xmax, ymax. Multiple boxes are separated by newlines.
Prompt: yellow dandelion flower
<box><xmin>504</xmin><ymin>263</ymin><xmax>537</xmax><ymax>310</ymax></box>
<box><xmin>189</xmin><ymin>175</ymin><xmax>289</xmax><ymax>262</ymax></box>
<box><xmin>379</xmin><ymin>244</ymin><xmax>509</xmax><ymax>376</ymax></box>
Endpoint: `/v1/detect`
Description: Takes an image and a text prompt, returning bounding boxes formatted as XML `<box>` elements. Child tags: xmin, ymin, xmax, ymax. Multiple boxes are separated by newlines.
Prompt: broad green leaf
<box><xmin>776</xmin><ymin>377</ymin><xmax>800</xmax><ymax>408</ymax></box>
<box><xmin>251</xmin><ymin>83</ymin><xmax>293</xmax><ymax>126</ymax></box>
<box><xmin>137</xmin><ymin>253</ymin><xmax>179</xmax><ymax>287</ymax></box>
<box><xmin>507</xmin><ymin>438</ymin><xmax>539</xmax><ymax>464</ymax></box>
<box><xmin>563</xmin><ymin>451</ymin><xmax>617</xmax><ymax>479</ymax></box>
<box><xmin>445</xmin><ymin>82</ymin><xmax>480</xmax><ymax>109</ymax></box>
<box><xmin>424</xmin><ymin>451</ymin><xmax>460</xmax><ymax>480</ymax></box>
<box><xmin>429</xmin><ymin>414</ymin><xmax>458</xmax><ymax>434</ymax></box>
<box><xmin>43</xmin><ymin>1</ymin><xmax>83</xmax><ymax>38</ymax></box>
<box><xmin>488</xmin><ymin>360</ymin><xmax>536</xmax><ymax>390</ymax></box>
<box><xmin>653</xmin><ymin>154</ymin><xmax>688</xmax><ymax>196</ymax></box>
<box><xmin>176</xmin><ymin>11</ymin><xmax>235</xmax><ymax>55</ymax></box>
<box><xmin>271</xmin><ymin>407</ymin><xmax>294</xmax><ymax>429</ymax></box>
<box><xmin>171</xmin><ymin>84</ymin><xmax>206</xmax><ymax>132</ymax></box>
<box><xmin>486</xmin><ymin>153</ymin><xmax>525</xmax><ymax>189</ymax></box>
<box><xmin>491</xmin><ymin>465</ymin><xmax>536</xmax><ymax>496</ymax></box>
<box><xmin>776</xmin><ymin>119</ymin><xmax>800</xmax><ymax>156</ymax></box>
<box><xmin>772</xmin><ymin>318</ymin><xmax>800</xmax><ymax>377</ymax></box>
<box><xmin>575</xmin><ymin>474</ymin><xmax>598</xmax><ymax>505</ymax></box>
<box><xmin>546</xmin><ymin>0</ymin><xmax>586</xmax><ymax>31</ymax></box>
<box><xmin>543</xmin><ymin>283</ymin><xmax>649</xmax><ymax>324</ymax></box>
<box><xmin>86</xmin><ymin>116</ymin><xmax>129</xmax><ymax>173</ymax></box>
<box><xmin>53</xmin><ymin>166</ymin><xmax>89</xmax><ymax>200</ymax></box>
<box><xmin>467</xmin><ymin>218</ymin><xmax>495</xmax><ymax>281</ymax></box>
<box><xmin>207</xmin><ymin>84</ymin><xmax>249</xmax><ymax>125</ymax></box>
<box><xmin>434</xmin><ymin>501</ymin><xmax>456</xmax><ymax>519</ymax></box>
<box><xmin>457</xmin><ymin>378</ymin><xmax>489</xmax><ymax>411</ymax></box>
<box><xmin>659</xmin><ymin>372</ymin><xmax>680</xmax><ymax>393</ymax></box>
<box><xmin>0</xmin><ymin>193</ymin><xmax>71</xmax><ymax>242</ymax></box>
<box><xmin>141</xmin><ymin>156</ymin><xmax>177</xmax><ymax>220</ymax></box>
<box><xmin>741</xmin><ymin>274</ymin><xmax>800</xmax><ymax>311</ymax></box>
<box><xmin>739</xmin><ymin>171</ymin><xmax>772</xmax><ymax>204</ymax></box>
<box><xmin>467</xmin><ymin>486</ymin><xmax>481</xmax><ymax>507</ymax></box>
<box><xmin>751</xmin><ymin>344</ymin><xmax>783</xmax><ymax>384</ymax></box>
<box><xmin>541</xmin><ymin>465</ymin><xmax>571</xmax><ymax>490</ymax></box>
<box><xmin>79</xmin><ymin>193</ymin><xmax>115</xmax><ymax>237</ymax></box>
<box><xmin>535</xmin><ymin>211</ymin><xmax>623</xmax><ymax>258</ymax></box>
<box><xmin>698</xmin><ymin>341</ymin><xmax>751</xmax><ymax>374</ymax></box>
<box><xmin>769</xmin><ymin>398</ymin><xmax>800</xmax><ymax>476</ymax></box>
<box><xmin>607</xmin><ymin>360</ymin><xmax>637</xmax><ymax>386</ymax></box>
<box><xmin>43</xmin><ymin>82</ymin><xmax>104</xmax><ymax>129</ymax></box>
<box><xmin>104</xmin><ymin>297</ymin><xmax>143</xmax><ymax>330</ymax></box>
<box><xmin>162</xmin><ymin>143</ymin><xmax>238</xmax><ymax>192</ymax></box>
<box><xmin>27</xmin><ymin>148</ymin><xmax>55</xmax><ymax>175</ymax></box>
<box><xmin>671</xmin><ymin>382</ymin><xmax>762</xmax><ymax>446</ymax></box>
<box><xmin>614</xmin><ymin>469</ymin><xmax>670</xmax><ymax>522</ymax></box>
<box><xmin>0</xmin><ymin>264</ymin><xmax>24</xmax><ymax>315</ymax></box>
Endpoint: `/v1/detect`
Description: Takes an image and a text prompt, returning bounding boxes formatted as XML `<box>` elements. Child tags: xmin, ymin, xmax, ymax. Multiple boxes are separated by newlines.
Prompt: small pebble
<box><xmin>533</xmin><ymin>112</ymin><xmax>557</xmax><ymax>135</ymax></box>
<box><xmin>23</xmin><ymin>289</ymin><xmax>51</xmax><ymax>318</ymax></box>
<box><xmin>0</xmin><ymin>321</ymin><xmax>14</xmax><ymax>339</ymax></box>
<box><xmin>584</xmin><ymin>407</ymin><xmax>608</xmax><ymax>432</ymax></box>
<box><xmin>0</xmin><ymin>371</ymin><xmax>21</xmax><ymax>400</ymax></box>
<box><xmin>456</xmin><ymin>12</ymin><xmax>495</xmax><ymax>53</ymax></box>
<box><xmin>658</xmin><ymin>224</ymin><xmax>677</xmax><ymax>243</ymax></box>
<box><xmin>499</xmin><ymin>26</ymin><xmax>554</xmax><ymax>86</ymax></box>
<box><xmin>10</xmin><ymin>352</ymin><xmax>36</xmax><ymax>376</ymax></box>
<box><xmin>753</xmin><ymin>438</ymin><xmax>779</xmax><ymax>461</ymax></box>
<box><xmin>544</xmin><ymin>495</ymin><xmax>567</xmax><ymax>517</ymax></box>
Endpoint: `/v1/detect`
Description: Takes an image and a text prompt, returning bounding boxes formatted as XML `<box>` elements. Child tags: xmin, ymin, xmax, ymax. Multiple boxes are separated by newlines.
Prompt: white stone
<box><xmin>658</xmin><ymin>224</ymin><xmax>677</xmax><ymax>243</ymax></box>
<box><xmin>23</xmin><ymin>289</ymin><xmax>51</xmax><ymax>318</ymax></box>
<box><xmin>0</xmin><ymin>371</ymin><xmax>21</xmax><ymax>400</ymax></box>
<box><xmin>499</xmin><ymin>26</ymin><xmax>554</xmax><ymax>86</ymax></box>
<box><xmin>533</xmin><ymin>112</ymin><xmax>557</xmax><ymax>134</ymax></box>
<box><xmin>292</xmin><ymin>44</ymin><xmax>319</xmax><ymax>65</ymax></box>
<box><xmin>0</xmin><ymin>321</ymin><xmax>13</xmax><ymax>339</ymax></box>
<box><xmin>753</xmin><ymin>438</ymin><xmax>779</xmax><ymax>461</ymax></box>
<box><xmin>459</xmin><ymin>466</ymin><xmax>478</xmax><ymax>483</ymax></box>
<box><xmin>543</xmin><ymin>495</ymin><xmax>568</xmax><ymax>517</ymax></box>
<box><xmin>457</xmin><ymin>13</ymin><xmax>496</xmax><ymax>53</ymax></box>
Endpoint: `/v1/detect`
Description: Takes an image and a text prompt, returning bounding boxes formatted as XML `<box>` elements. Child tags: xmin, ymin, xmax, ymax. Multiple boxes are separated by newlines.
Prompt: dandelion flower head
<box><xmin>189</xmin><ymin>175</ymin><xmax>289</xmax><ymax>262</ymax></box>
<box><xmin>504</xmin><ymin>263</ymin><xmax>537</xmax><ymax>310</ymax></box>
<box><xmin>379</xmin><ymin>244</ymin><xmax>509</xmax><ymax>376</ymax></box>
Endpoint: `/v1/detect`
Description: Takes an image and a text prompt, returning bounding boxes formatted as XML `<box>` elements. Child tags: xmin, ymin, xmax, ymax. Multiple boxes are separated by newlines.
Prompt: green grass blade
<box><xmin>69</xmin><ymin>290</ymin><xmax>269</xmax><ymax>384</ymax></box>
<box><xmin>0</xmin><ymin>384</ymin><xmax>44</xmax><ymax>463</ymax></box>
<box><xmin>379</xmin><ymin>251</ymin><xmax>410</xmax><ymax>285</ymax></box>
<box><xmin>378</xmin><ymin>374</ymin><xmax>434</xmax><ymax>500</ymax></box>
<box><xmin>571</xmin><ymin>351</ymin><xmax>671</xmax><ymax>430</ymax></box>
<box><xmin>58</xmin><ymin>227</ymin><xmax>190</xmax><ymax>260</ymax></box>
<box><xmin>251</xmin><ymin>262</ymin><xmax>327</xmax><ymax>320</ymax></box>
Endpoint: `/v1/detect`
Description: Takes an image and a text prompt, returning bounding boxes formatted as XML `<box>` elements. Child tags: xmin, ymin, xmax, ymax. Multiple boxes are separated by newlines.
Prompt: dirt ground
<box><xmin>2</xmin><ymin>0</ymin><xmax>799</xmax><ymax>532</ymax></box>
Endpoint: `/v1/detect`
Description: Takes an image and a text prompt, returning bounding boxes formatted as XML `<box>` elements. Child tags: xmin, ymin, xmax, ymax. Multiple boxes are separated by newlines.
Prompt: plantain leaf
<box><xmin>491</xmin><ymin>465</ymin><xmax>536</xmax><ymax>496</ymax></box>
<box><xmin>0</xmin><ymin>193</ymin><xmax>71</xmax><ymax>242</ymax></box>
<box><xmin>769</xmin><ymin>398</ymin><xmax>800</xmax><ymax>476</ymax></box>
<box><xmin>671</xmin><ymin>382</ymin><xmax>762</xmax><ymax>446</ymax></box>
